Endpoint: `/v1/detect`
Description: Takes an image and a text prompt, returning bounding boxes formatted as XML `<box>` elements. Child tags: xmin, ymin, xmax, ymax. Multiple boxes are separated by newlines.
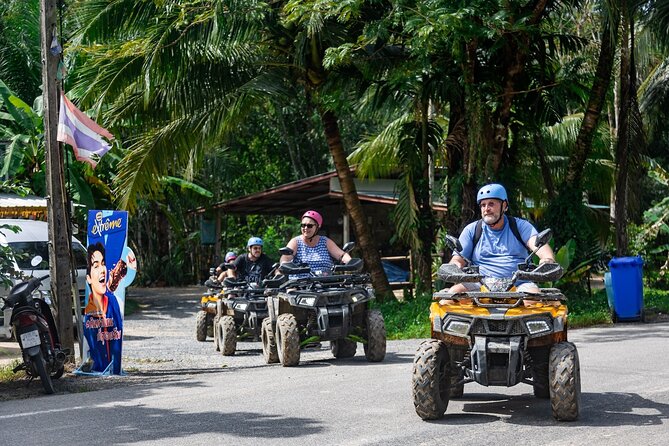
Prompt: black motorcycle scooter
<box><xmin>1</xmin><ymin>256</ymin><xmax>67</xmax><ymax>394</ymax></box>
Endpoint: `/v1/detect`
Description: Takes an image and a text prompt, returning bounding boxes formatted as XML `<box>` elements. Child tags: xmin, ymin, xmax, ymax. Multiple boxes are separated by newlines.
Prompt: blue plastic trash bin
<box><xmin>607</xmin><ymin>256</ymin><xmax>644</xmax><ymax>321</ymax></box>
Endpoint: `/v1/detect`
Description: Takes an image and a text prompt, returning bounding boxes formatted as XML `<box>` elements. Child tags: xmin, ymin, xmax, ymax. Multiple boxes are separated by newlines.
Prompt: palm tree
<box><xmin>67</xmin><ymin>0</ymin><xmax>393</xmax><ymax>298</ymax></box>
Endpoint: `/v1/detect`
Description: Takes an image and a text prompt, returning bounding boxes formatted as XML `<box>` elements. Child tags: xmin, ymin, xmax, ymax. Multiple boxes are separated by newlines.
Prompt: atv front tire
<box><xmin>363</xmin><ymin>309</ymin><xmax>386</xmax><ymax>362</ymax></box>
<box><xmin>219</xmin><ymin>315</ymin><xmax>237</xmax><ymax>356</ymax></box>
<box><xmin>261</xmin><ymin>317</ymin><xmax>279</xmax><ymax>364</ymax></box>
<box><xmin>549</xmin><ymin>341</ymin><xmax>581</xmax><ymax>421</ymax></box>
<box><xmin>195</xmin><ymin>310</ymin><xmax>207</xmax><ymax>342</ymax></box>
<box><xmin>331</xmin><ymin>339</ymin><xmax>357</xmax><ymax>358</ymax></box>
<box><xmin>276</xmin><ymin>313</ymin><xmax>300</xmax><ymax>367</ymax></box>
<box><xmin>412</xmin><ymin>339</ymin><xmax>450</xmax><ymax>420</ymax></box>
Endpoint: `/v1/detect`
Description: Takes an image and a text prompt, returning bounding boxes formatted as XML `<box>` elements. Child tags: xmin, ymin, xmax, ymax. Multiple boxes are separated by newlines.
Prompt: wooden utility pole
<box><xmin>41</xmin><ymin>0</ymin><xmax>75</xmax><ymax>359</ymax></box>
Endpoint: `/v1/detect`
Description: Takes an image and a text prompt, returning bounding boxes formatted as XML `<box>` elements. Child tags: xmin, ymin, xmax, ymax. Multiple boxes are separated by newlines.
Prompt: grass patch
<box><xmin>374</xmin><ymin>293</ymin><xmax>432</xmax><ymax>340</ymax></box>
<box><xmin>124</xmin><ymin>298</ymin><xmax>140</xmax><ymax>316</ymax></box>
<box><xmin>0</xmin><ymin>360</ymin><xmax>24</xmax><ymax>382</ymax></box>
<box><xmin>645</xmin><ymin>289</ymin><xmax>669</xmax><ymax>313</ymax></box>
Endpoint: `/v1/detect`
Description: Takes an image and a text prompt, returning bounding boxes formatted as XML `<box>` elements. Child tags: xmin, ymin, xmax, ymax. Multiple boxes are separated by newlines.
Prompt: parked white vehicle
<box><xmin>0</xmin><ymin>219</ymin><xmax>87</xmax><ymax>339</ymax></box>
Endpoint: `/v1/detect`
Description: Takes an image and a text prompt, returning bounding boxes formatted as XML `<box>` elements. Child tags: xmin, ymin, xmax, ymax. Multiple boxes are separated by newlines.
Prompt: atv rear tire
<box><xmin>331</xmin><ymin>339</ymin><xmax>357</xmax><ymax>358</ymax></box>
<box><xmin>363</xmin><ymin>309</ymin><xmax>386</xmax><ymax>362</ymax></box>
<box><xmin>261</xmin><ymin>317</ymin><xmax>279</xmax><ymax>364</ymax></box>
<box><xmin>219</xmin><ymin>315</ymin><xmax>237</xmax><ymax>356</ymax></box>
<box><xmin>549</xmin><ymin>341</ymin><xmax>581</xmax><ymax>421</ymax></box>
<box><xmin>412</xmin><ymin>339</ymin><xmax>450</xmax><ymax>420</ymax></box>
<box><xmin>213</xmin><ymin>315</ymin><xmax>221</xmax><ymax>351</ymax></box>
<box><xmin>276</xmin><ymin>313</ymin><xmax>300</xmax><ymax>367</ymax></box>
<box><xmin>195</xmin><ymin>310</ymin><xmax>207</xmax><ymax>342</ymax></box>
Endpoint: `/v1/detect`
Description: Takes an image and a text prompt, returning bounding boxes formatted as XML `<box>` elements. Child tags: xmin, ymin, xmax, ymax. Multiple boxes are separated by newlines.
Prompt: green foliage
<box><xmin>0</xmin><ymin>359</ymin><xmax>24</xmax><ymax>382</ymax></box>
<box><xmin>565</xmin><ymin>287</ymin><xmax>611</xmax><ymax>328</ymax></box>
<box><xmin>645</xmin><ymin>288</ymin><xmax>669</xmax><ymax>314</ymax></box>
<box><xmin>373</xmin><ymin>292</ymin><xmax>432</xmax><ymax>340</ymax></box>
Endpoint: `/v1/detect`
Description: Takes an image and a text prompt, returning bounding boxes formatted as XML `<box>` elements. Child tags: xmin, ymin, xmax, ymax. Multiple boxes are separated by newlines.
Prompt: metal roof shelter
<box><xmin>196</xmin><ymin>170</ymin><xmax>447</xmax><ymax>218</ymax></box>
<box><xmin>0</xmin><ymin>194</ymin><xmax>48</xmax><ymax>220</ymax></box>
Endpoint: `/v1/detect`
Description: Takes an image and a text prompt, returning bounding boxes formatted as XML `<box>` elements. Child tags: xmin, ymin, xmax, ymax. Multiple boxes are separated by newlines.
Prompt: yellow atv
<box><xmin>412</xmin><ymin>229</ymin><xmax>581</xmax><ymax>421</ymax></box>
<box><xmin>195</xmin><ymin>275</ymin><xmax>224</xmax><ymax>342</ymax></box>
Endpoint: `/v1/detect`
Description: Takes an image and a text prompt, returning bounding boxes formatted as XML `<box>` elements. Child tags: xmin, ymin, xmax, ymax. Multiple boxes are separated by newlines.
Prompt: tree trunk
<box><xmin>566</xmin><ymin>17</ymin><xmax>617</xmax><ymax>190</ymax></box>
<box><xmin>414</xmin><ymin>98</ymin><xmax>434</xmax><ymax>294</ymax></box>
<box><xmin>319</xmin><ymin>109</ymin><xmax>392</xmax><ymax>301</ymax></box>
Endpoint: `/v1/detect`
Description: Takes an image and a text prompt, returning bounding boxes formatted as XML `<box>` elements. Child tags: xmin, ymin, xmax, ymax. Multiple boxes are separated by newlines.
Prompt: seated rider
<box><xmin>229</xmin><ymin>237</ymin><xmax>274</xmax><ymax>284</ymax></box>
<box><xmin>216</xmin><ymin>251</ymin><xmax>237</xmax><ymax>282</ymax></box>
<box><xmin>280</xmin><ymin>210</ymin><xmax>352</xmax><ymax>277</ymax></box>
<box><xmin>447</xmin><ymin>183</ymin><xmax>556</xmax><ymax>294</ymax></box>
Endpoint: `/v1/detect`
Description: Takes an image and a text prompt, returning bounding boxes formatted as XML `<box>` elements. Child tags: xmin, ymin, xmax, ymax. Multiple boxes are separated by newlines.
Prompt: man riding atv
<box><xmin>445</xmin><ymin>183</ymin><xmax>556</xmax><ymax>295</ymax></box>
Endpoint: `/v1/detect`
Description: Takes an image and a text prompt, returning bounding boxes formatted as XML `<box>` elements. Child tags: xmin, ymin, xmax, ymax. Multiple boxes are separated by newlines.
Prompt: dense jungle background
<box><xmin>1</xmin><ymin>0</ymin><xmax>668</xmax><ymax>301</ymax></box>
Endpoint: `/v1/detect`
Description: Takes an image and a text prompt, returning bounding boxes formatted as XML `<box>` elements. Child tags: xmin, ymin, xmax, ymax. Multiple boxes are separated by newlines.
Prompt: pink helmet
<box><xmin>302</xmin><ymin>210</ymin><xmax>323</xmax><ymax>227</ymax></box>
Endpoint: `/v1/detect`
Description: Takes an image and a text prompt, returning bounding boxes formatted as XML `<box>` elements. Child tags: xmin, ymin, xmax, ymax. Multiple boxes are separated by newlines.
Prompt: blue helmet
<box><xmin>247</xmin><ymin>236</ymin><xmax>263</xmax><ymax>247</ymax></box>
<box><xmin>477</xmin><ymin>183</ymin><xmax>508</xmax><ymax>204</ymax></box>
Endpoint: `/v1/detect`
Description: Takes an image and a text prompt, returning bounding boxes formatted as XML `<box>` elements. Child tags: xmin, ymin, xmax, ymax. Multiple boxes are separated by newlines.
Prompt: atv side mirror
<box><xmin>444</xmin><ymin>235</ymin><xmax>462</xmax><ymax>253</ymax></box>
<box><xmin>342</xmin><ymin>241</ymin><xmax>356</xmax><ymax>253</ymax></box>
<box><xmin>534</xmin><ymin>229</ymin><xmax>552</xmax><ymax>249</ymax></box>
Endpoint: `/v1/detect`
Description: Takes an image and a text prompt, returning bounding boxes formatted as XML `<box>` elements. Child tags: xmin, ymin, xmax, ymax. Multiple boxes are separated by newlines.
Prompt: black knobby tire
<box><xmin>213</xmin><ymin>315</ymin><xmax>221</xmax><ymax>351</ymax></box>
<box><xmin>331</xmin><ymin>339</ymin><xmax>357</xmax><ymax>358</ymax></box>
<box><xmin>276</xmin><ymin>313</ymin><xmax>300</xmax><ymax>367</ymax></box>
<box><xmin>261</xmin><ymin>317</ymin><xmax>279</xmax><ymax>364</ymax></box>
<box><xmin>195</xmin><ymin>311</ymin><xmax>208</xmax><ymax>342</ymax></box>
<box><xmin>219</xmin><ymin>315</ymin><xmax>237</xmax><ymax>356</ymax></box>
<box><xmin>363</xmin><ymin>309</ymin><xmax>386</xmax><ymax>362</ymax></box>
<box><xmin>33</xmin><ymin>351</ymin><xmax>55</xmax><ymax>395</ymax></box>
<box><xmin>549</xmin><ymin>341</ymin><xmax>581</xmax><ymax>421</ymax></box>
<box><xmin>412</xmin><ymin>339</ymin><xmax>450</xmax><ymax>420</ymax></box>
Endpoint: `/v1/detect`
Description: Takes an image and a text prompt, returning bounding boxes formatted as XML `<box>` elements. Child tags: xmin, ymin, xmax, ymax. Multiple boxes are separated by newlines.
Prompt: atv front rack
<box><xmin>433</xmin><ymin>288</ymin><xmax>566</xmax><ymax>308</ymax></box>
<box><xmin>280</xmin><ymin>273</ymin><xmax>371</xmax><ymax>290</ymax></box>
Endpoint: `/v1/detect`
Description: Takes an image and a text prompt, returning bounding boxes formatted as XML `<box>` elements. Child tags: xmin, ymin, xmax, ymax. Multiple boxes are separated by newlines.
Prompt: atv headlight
<box><xmin>234</xmin><ymin>302</ymin><xmax>248</xmax><ymax>311</ymax></box>
<box><xmin>525</xmin><ymin>319</ymin><xmax>551</xmax><ymax>335</ymax></box>
<box><xmin>299</xmin><ymin>297</ymin><xmax>316</xmax><ymax>306</ymax></box>
<box><xmin>445</xmin><ymin>320</ymin><xmax>470</xmax><ymax>335</ymax></box>
<box><xmin>351</xmin><ymin>293</ymin><xmax>366</xmax><ymax>303</ymax></box>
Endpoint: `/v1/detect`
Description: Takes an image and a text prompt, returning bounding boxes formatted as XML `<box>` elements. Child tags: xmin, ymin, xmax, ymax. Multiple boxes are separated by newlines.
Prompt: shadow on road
<box><xmin>424</xmin><ymin>390</ymin><xmax>669</xmax><ymax>427</ymax></box>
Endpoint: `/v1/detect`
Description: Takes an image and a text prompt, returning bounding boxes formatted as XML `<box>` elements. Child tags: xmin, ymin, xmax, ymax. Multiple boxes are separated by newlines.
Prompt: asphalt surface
<box><xmin>0</xmin><ymin>287</ymin><xmax>668</xmax><ymax>445</ymax></box>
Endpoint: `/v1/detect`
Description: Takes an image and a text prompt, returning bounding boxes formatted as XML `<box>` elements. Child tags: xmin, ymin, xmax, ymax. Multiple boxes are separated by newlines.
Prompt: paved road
<box><xmin>0</xmin><ymin>287</ymin><xmax>668</xmax><ymax>445</ymax></box>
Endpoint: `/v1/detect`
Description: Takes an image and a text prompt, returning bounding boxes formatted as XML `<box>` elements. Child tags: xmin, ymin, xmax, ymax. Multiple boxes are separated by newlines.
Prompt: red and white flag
<box><xmin>57</xmin><ymin>92</ymin><xmax>114</xmax><ymax>168</ymax></box>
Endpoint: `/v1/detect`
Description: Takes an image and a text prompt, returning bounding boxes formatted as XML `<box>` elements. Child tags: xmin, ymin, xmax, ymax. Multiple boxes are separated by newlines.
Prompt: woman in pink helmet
<box><xmin>280</xmin><ymin>210</ymin><xmax>352</xmax><ymax>275</ymax></box>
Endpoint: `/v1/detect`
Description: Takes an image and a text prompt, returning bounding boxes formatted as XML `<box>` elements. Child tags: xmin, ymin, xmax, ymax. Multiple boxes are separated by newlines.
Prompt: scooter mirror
<box><xmin>30</xmin><ymin>255</ymin><xmax>43</xmax><ymax>268</ymax></box>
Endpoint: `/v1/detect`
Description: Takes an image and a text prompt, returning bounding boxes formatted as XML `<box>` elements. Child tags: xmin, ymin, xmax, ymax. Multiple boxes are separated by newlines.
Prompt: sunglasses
<box><xmin>300</xmin><ymin>223</ymin><xmax>315</xmax><ymax>229</ymax></box>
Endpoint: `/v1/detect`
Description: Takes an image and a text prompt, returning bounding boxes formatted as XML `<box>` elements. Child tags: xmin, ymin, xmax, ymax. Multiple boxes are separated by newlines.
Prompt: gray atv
<box><xmin>213</xmin><ymin>272</ymin><xmax>285</xmax><ymax>356</ymax></box>
<box><xmin>261</xmin><ymin>243</ymin><xmax>386</xmax><ymax>366</ymax></box>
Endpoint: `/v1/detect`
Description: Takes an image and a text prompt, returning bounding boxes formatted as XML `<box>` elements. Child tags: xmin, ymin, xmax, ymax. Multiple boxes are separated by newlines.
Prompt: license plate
<box><xmin>20</xmin><ymin>330</ymin><xmax>41</xmax><ymax>348</ymax></box>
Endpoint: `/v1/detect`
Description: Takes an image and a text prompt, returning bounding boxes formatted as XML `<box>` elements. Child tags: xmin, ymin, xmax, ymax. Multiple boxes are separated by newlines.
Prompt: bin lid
<box><xmin>608</xmin><ymin>256</ymin><xmax>644</xmax><ymax>268</ymax></box>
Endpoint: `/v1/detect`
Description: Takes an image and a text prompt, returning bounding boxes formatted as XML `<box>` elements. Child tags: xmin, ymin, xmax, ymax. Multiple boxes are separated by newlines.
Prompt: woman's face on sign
<box><xmin>86</xmin><ymin>250</ymin><xmax>107</xmax><ymax>297</ymax></box>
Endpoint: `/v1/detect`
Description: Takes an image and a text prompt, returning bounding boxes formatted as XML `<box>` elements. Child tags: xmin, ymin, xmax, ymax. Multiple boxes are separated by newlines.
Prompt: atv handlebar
<box><xmin>514</xmin><ymin>262</ymin><xmax>564</xmax><ymax>282</ymax></box>
<box><xmin>437</xmin><ymin>261</ymin><xmax>563</xmax><ymax>284</ymax></box>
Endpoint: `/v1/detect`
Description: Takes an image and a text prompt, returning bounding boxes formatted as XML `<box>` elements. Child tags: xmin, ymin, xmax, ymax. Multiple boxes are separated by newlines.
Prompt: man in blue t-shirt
<box><xmin>447</xmin><ymin>183</ymin><xmax>556</xmax><ymax>293</ymax></box>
